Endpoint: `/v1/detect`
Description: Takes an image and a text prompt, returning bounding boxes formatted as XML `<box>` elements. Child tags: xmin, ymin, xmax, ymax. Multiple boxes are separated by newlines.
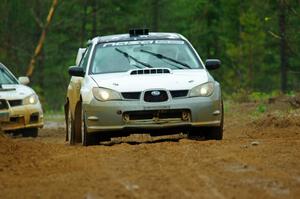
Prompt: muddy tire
<box><xmin>82</xmin><ymin>112</ymin><xmax>107</xmax><ymax>146</ymax></box>
<box><xmin>22</xmin><ymin>128</ymin><xmax>38</xmax><ymax>137</ymax></box>
<box><xmin>187</xmin><ymin>127</ymin><xmax>204</xmax><ymax>140</ymax></box>
<box><xmin>79</xmin><ymin>102</ymin><xmax>98</xmax><ymax>146</ymax></box>
<box><xmin>81</xmin><ymin>115</ymin><xmax>110</xmax><ymax>146</ymax></box>
<box><xmin>82</xmin><ymin>123</ymin><xmax>98</xmax><ymax>146</ymax></box>
<box><xmin>204</xmin><ymin>126</ymin><xmax>223</xmax><ymax>140</ymax></box>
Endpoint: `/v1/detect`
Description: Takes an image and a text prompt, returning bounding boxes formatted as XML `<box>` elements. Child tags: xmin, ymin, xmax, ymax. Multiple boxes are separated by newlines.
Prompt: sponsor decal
<box><xmin>102</xmin><ymin>40</ymin><xmax>184</xmax><ymax>48</ymax></box>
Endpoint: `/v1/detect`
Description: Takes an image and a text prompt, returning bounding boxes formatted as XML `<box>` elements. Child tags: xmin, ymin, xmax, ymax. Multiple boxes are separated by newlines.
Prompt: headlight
<box><xmin>190</xmin><ymin>82</ymin><xmax>214</xmax><ymax>97</ymax></box>
<box><xmin>23</xmin><ymin>94</ymin><xmax>39</xmax><ymax>105</ymax></box>
<box><xmin>92</xmin><ymin>87</ymin><xmax>121</xmax><ymax>101</ymax></box>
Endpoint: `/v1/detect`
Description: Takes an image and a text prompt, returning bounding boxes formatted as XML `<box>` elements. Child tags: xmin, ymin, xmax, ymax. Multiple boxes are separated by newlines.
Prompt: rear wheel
<box><xmin>22</xmin><ymin>128</ymin><xmax>38</xmax><ymax>137</ymax></box>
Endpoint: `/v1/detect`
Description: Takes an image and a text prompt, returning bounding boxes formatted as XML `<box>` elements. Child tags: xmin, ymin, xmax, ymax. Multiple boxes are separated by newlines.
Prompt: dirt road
<box><xmin>1</xmin><ymin>102</ymin><xmax>300</xmax><ymax>199</ymax></box>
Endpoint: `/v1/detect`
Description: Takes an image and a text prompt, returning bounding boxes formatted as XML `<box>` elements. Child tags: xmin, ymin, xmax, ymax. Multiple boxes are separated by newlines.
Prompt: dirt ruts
<box><xmin>0</xmin><ymin>103</ymin><xmax>300</xmax><ymax>199</ymax></box>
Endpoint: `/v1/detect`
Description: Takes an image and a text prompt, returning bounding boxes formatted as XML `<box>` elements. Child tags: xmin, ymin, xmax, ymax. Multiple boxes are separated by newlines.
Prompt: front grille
<box><xmin>8</xmin><ymin>100</ymin><xmax>23</xmax><ymax>107</ymax></box>
<box><xmin>122</xmin><ymin>92</ymin><xmax>141</xmax><ymax>100</ymax></box>
<box><xmin>10</xmin><ymin>116</ymin><xmax>21</xmax><ymax>123</ymax></box>
<box><xmin>0</xmin><ymin>99</ymin><xmax>8</xmax><ymax>110</ymax></box>
<box><xmin>170</xmin><ymin>90</ymin><xmax>189</xmax><ymax>98</ymax></box>
<box><xmin>144</xmin><ymin>90</ymin><xmax>168</xmax><ymax>102</ymax></box>
<box><xmin>123</xmin><ymin>109</ymin><xmax>190</xmax><ymax>121</ymax></box>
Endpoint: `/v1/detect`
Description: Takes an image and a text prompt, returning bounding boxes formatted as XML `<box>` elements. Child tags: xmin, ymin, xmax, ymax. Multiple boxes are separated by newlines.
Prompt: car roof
<box><xmin>90</xmin><ymin>32</ymin><xmax>187</xmax><ymax>45</ymax></box>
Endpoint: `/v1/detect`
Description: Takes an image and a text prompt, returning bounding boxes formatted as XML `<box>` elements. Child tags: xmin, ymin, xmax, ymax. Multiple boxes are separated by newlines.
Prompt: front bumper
<box><xmin>0</xmin><ymin>103</ymin><xmax>44</xmax><ymax>131</ymax></box>
<box><xmin>83</xmin><ymin>95</ymin><xmax>222</xmax><ymax>133</ymax></box>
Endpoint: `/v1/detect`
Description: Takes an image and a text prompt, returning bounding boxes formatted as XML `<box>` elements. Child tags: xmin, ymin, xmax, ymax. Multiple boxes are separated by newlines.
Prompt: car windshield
<box><xmin>0</xmin><ymin>66</ymin><xmax>18</xmax><ymax>85</ymax></box>
<box><xmin>90</xmin><ymin>40</ymin><xmax>203</xmax><ymax>74</ymax></box>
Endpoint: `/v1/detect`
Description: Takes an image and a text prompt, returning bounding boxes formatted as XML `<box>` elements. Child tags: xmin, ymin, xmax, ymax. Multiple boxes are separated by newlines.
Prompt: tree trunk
<box><xmin>34</xmin><ymin>0</ymin><xmax>45</xmax><ymax>100</ymax></box>
<box><xmin>278</xmin><ymin>0</ymin><xmax>288</xmax><ymax>92</ymax></box>
<box><xmin>26</xmin><ymin>0</ymin><xmax>58</xmax><ymax>77</ymax></box>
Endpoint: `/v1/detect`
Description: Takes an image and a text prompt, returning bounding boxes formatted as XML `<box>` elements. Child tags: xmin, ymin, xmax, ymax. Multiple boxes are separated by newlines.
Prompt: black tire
<box><xmin>79</xmin><ymin>101</ymin><xmax>98</xmax><ymax>146</ymax></box>
<box><xmin>188</xmin><ymin>127</ymin><xmax>205</xmax><ymax>140</ymax></box>
<box><xmin>204</xmin><ymin>101</ymin><xmax>224</xmax><ymax>140</ymax></box>
<box><xmin>82</xmin><ymin>114</ymin><xmax>100</xmax><ymax>146</ymax></box>
<box><xmin>22</xmin><ymin>128</ymin><xmax>38</xmax><ymax>137</ymax></box>
<box><xmin>204</xmin><ymin>126</ymin><xmax>223</xmax><ymax>140</ymax></box>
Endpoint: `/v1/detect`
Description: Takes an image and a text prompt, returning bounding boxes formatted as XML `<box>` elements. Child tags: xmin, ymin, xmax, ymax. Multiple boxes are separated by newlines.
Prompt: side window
<box><xmin>79</xmin><ymin>46</ymin><xmax>92</xmax><ymax>71</ymax></box>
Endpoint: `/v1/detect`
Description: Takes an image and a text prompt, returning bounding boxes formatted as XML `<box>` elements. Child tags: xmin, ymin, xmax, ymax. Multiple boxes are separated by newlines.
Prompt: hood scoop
<box><xmin>0</xmin><ymin>88</ymin><xmax>16</xmax><ymax>92</ymax></box>
<box><xmin>0</xmin><ymin>84</ymin><xmax>16</xmax><ymax>92</ymax></box>
<box><xmin>130</xmin><ymin>68</ymin><xmax>171</xmax><ymax>75</ymax></box>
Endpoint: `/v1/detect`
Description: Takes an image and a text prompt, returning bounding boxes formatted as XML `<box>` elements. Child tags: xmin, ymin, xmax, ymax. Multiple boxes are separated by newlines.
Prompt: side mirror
<box><xmin>18</xmin><ymin>76</ymin><xmax>30</xmax><ymax>85</ymax></box>
<box><xmin>68</xmin><ymin>66</ymin><xmax>85</xmax><ymax>77</ymax></box>
<box><xmin>205</xmin><ymin>59</ymin><xmax>221</xmax><ymax>70</ymax></box>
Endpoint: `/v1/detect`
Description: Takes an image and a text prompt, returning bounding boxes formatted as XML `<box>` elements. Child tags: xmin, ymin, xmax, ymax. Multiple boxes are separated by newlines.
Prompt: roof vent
<box><xmin>129</xmin><ymin>28</ymin><xmax>149</xmax><ymax>37</ymax></box>
<box><xmin>130</xmin><ymin>68</ymin><xmax>171</xmax><ymax>75</ymax></box>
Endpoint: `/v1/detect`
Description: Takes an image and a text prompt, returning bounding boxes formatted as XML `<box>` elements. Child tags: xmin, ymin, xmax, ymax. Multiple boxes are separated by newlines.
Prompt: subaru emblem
<box><xmin>151</xmin><ymin>90</ymin><xmax>160</xmax><ymax>96</ymax></box>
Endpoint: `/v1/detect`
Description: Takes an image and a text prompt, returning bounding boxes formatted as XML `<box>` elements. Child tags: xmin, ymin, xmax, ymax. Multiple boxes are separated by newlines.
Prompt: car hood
<box><xmin>0</xmin><ymin>84</ymin><xmax>34</xmax><ymax>100</ymax></box>
<box><xmin>90</xmin><ymin>69</ymin><xmax>209</xmax><ymax>92</ymax></box>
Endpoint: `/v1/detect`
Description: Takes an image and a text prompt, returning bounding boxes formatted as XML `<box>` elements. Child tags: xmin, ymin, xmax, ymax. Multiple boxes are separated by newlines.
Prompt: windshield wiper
<box><xmin>115</xmin><ymin>48</ymin><xmax>154</xmax><ymax>68</ymax></box>
<box><xmin>140</xmin><ymin>49</ymin><xmax>191</xmax><ymax>69</ymax></box>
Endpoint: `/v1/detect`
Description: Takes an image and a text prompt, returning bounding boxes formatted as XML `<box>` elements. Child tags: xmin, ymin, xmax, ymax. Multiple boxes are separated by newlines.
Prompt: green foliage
<box><xmin>229</xmin><ymin>90</ymin><xmax>283</xmax><ymax>103</ymax></box>
<box><xmin>230</xmin><ymin>89</ymin><xmax>252</xmax><ymax>103</ymax></box>
<box><xmin>256</xmin><ymin>104</ymin><xmax>267</xmax><ymax>113</ymax></box>
<box><xmin>250</xmin><ymin>103</ymin><xmax>267</xmax><ymax>119</ymax></box>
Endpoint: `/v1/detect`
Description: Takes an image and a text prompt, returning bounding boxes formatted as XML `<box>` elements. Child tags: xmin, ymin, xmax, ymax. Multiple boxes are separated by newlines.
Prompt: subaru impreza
<box><xmin>0</xmin><ymin>63</ymin><xmax>43</xmax><ymax>136</ymax></box>
<box><xmin>66</xmin><ymin>29</ymin><xmax>223</xmax><ymax>146</ymax></box>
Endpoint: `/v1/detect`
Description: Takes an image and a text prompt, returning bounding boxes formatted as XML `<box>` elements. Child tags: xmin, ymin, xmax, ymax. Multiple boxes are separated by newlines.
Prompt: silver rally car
<box><xmin>66</xmin><ymin>29</ymin><xmax>223</xmax><ymax>146</ymax></box>
<box><xmin>0</xmin><ymin>63</ymin><xmax>43</xmax><ymax>137</ymax></box>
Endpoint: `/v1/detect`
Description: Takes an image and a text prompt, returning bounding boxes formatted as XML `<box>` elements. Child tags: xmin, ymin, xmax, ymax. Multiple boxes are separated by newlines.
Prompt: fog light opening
<box><xmin>182</xmin><ymin>112</ymin><xmax>189</xmax><ymax>121</ymax></box>
<box><xmin>123</xmin><ymin>114</ymin><xmax>130</xmax><ymax>122</ymax></box>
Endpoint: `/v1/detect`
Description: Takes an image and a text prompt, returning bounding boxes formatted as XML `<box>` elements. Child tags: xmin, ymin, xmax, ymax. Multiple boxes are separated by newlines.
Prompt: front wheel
<box><xmin>204</xmin><ymin>126</ymin><xmax>223</xmax><ymax>140</ymax></box>
<box><xmin>188</xmin><ymin>101</ymin><xmax>224</xmax><ymax>140</ymax></box>
<box><xmin>80</xmin><ymin>102</ymin><xmax>100</xmax><ymax>146</ymax></box>
<box><xmin>204</xmin><ymin>101</ymin><xmax>224</xmax><ymax>140</ymax></box>
<box><xmin>82</xmin><ymin>128</ymin><xmax>99</xmax><ymax>146</ymax></box>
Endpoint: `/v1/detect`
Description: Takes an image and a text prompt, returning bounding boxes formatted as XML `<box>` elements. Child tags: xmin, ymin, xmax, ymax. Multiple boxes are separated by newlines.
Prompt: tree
<box><xmin>26</xmin><ymin>0</ymin><xmax>58</xmax><ymax>77</ymax></box>
<box><xmin>278</xmin><ymin>0</ymin><xmax>288</xmax><ymax>93</ymax></box>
